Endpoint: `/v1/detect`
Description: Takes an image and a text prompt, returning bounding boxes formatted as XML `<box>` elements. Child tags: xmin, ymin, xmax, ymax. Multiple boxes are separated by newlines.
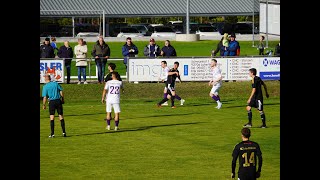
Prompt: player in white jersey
<box><xmin>101</xmin><ymin>72</ymin><xmax>124</xmax><ymax>131</ymax></box>
<box><xmin>158</xmin><ymin>61</ymin><xmax>185</xmax><ymax>106</ymax></box>
<box><xmin>208</xmin><ymin>59</ymin><xmax>222</xmax><ymax>109</ymax></box>
<box><xmin>158</xmin><ymin>61</ymin><xmax>170</xmax><ymax>106</ymax></box>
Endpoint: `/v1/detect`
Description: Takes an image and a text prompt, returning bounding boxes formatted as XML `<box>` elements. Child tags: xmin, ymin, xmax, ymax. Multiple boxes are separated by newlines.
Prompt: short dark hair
<box><xmin>108</xmin><ymin>63</ymin><xmax>116</xmax><ymax>70</ymax></box>
<box><xmin>174</xmin><ymin>61</ymin><xmax>179</xmax><ymax>66</ymax></box>
<box><xmin>161</xmin><ymin>61</ymin><xmax>167</xmax><ymax>65</ymax></box>
<box><xmin>249</xmin><ymin>68</ymin><xmax>257</xmax><ymax>75</ymax></box>
<box><xmin>111</xmin><ymin>71</ymin><xmax>119</xmax><ymax>77</ymax></box>
<box><xmin>44</xmin><ymin>74</ymin><xmax>51</xmax><ymax>80</ymax></box>
<box><xmin>212</xmin><ymin>59</ymin><xmax>217</xmax><ymax>63</ymax></box>
<box><xmin>261</xmin><ymin>36</ymin><xmax>265</xmax><ymax>40</ymax></box>
<box><xmin>241</xmin><ymin>128</ymin><xmax>251</xmax><ymax>138</ymax></box>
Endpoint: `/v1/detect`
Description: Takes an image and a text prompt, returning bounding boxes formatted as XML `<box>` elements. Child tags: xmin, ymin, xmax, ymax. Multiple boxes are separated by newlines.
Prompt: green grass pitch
<box><xmin>40</xmin><ymin>81</ymin><xmax>280</xmax><ymax>179</ymax></box>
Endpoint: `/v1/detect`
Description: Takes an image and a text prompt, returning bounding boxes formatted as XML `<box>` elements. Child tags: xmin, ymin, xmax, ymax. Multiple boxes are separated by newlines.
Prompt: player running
<box><xmin>158</xmin><ymin>61</ymin><xmax>185</xmax><ymax>106</ymax></box>
<box><xmin>157</xmin><ymin>61</ymin><xmax>184</xmax><ymax>108</ymax></box>
<box><xmin>208</xmin><ymin>59</ymin><xmax>222</xmax><ymax>109</ymax></box>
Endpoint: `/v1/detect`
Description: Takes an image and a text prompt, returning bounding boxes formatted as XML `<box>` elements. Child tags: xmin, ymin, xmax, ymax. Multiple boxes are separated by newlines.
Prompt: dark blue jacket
<box><xmin>122</xmin><ymin>43</ymin><xmax>138</xmax><ymax>64</ymax></box>
<box><xmin>161</xmin><ymin>45</ymin><xmax>177</xmax><ymax>57</ymax></box>
<box><xmin>40</xmin><ymin>44</ymin><xmax>55</xmax><ymax>58</ymax></box>
<box><xmin>227</xmin><ymin>40</ymin><xmax>239</xmax><ymax>56</ymax></box>
<box><xmin>57</xmin><ymin>45</ymin><xmax>73</xmax><ymax>66</ymax></box>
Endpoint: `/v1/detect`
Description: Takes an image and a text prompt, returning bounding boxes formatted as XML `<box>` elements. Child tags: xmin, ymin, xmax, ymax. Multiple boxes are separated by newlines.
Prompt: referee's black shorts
<box><xmin>48</xmin><ymin>99</ymin><xmax>63</xmax><ymax>115</ymax></box>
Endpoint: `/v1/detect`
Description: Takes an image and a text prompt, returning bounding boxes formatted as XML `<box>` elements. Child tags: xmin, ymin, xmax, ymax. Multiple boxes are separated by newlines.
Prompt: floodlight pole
<box><xmin>72</xmin><ymin>16</ymin><xmax>75</xmax><ymax>38</ymax></box>
<box><xmin>103</xmin><ymin>10</ymin><xmax>105</xmax><ymax>38</ymax></box>
<box><xmin>266</xmin><ymin>0</ymin><xmax>269</xmax><ymax>48</ymax></box>
<box><xmin>252</xmin><ymin>0</ymin><xmax>255</xmax><ymax>47</ymax></box>
<box><xmin>186</xmin><ymin>0</ymin><xmax>190</xmax><ymax>34</ymax></box>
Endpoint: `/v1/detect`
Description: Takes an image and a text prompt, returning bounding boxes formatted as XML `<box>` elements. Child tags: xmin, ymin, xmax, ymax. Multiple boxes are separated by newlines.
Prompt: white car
<box><xmin>150</xmin><ymin>26</ymin><xmax>176</xmax><ymax>38</ymax></box>
<box><xmin>114</xmin><ymin>27</ymin><xmax>144</xmax><ymax>38</ymax></box>
<box><xmin>196</xmin><ymin>26</ymin><xmax>220</xmax><ymax>37</ymax></box>
<box><xmin>76</xmin><ymin>32</ymin><xmax>100</xmax><ymax>37</ymax></box>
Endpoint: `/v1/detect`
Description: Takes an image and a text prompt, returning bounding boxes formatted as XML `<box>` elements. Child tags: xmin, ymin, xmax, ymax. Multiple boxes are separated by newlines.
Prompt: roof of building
<box><xmin>40</xmin><ymin>0</ymin><xmax>260</xmax><ymax>17</ymax></box>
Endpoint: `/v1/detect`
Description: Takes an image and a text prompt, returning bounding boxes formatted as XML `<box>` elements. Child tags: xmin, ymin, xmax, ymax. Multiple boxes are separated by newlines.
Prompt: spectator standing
<box><xmin>50</xmin><ymin>37</ymin><xmax>59</xmax><ymax>56</ymax></box>
<box><xmin>57</xmin><ymin>41</ymin><xmax>73</xmax><ymax>84</ymax></box>
<box><xmin>74</xmin><ymin>38</ymin><xmax>88</xmax><ymax>84</ymax></box>
<box><xmin>122</xmin><ymin>37</ymin><xmax>138</xmax><ymax>70</ymax></box>
<box><xmin>40</xmin><ymin>38</ymin><xmax>55</xmax><ymax>58</ymax></box>
<box><xmin>211</xmin><ymin>37</ymin><xmax>225</xmax><ymax>56</ymax></box>
<box><xmin>227</xmin><ymin>33</ymin><xmax>240</xmax><ymax>56</ymax></box>
<box><xmin>92</xmin><ymin>36</ymin><xmax>111</xmax><ymax>84</ymax></box>
<box><xmin>274</xmin><ymin>42</ymin><xmax>280</xmax><ymax>56</ymax></box>
<box><xmin>257</xmin><ymin>35</ymin><xmax>265</xmax><ymax>55</ymax></box>
<box><xmin>144</xmin><ymin>38</ymin><xmax>161</xmax><ymax>58</ymax></box>
<box><xmin>160</xmin><ymin>40</ymin><xmax>177</xmax><ymax>57</ymax></box>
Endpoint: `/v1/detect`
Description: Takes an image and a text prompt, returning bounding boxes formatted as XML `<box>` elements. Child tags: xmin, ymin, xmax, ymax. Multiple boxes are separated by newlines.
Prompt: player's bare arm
<box><xmin>261</xmin><ymin>81</ymin><xmax>269</xmax><ymax>98</ymax></box>
<box><xmin>102</xmin><ymin>89</ymin><xmax>107</xmax><ymax>104</ymax></box>
<box><xmin>60</xmin><ymin>91</ymin><xmax>64</xmax><ymax>104</ymax></box>
<box><xmin>42</xmin><ymin>97</ymin><xmax>47</xmax><ymax>110</ymax></box>
<box><xmin>167</xmin><ymin>72</ymin><xmax>178</xmax><ymax>75</ymax></box>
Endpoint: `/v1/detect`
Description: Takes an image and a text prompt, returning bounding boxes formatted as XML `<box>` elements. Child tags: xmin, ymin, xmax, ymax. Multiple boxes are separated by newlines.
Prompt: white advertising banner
<box><xmin>40</xmin><ymin>59</ymin><xmax>65</xmax><ymax>83</ymax></box>
<box><xmin>128</xmin><ymin>57</ymin><xmax>268</xmax><ymax>82</ymax></box>
<box><xmin>258</xmin><ymin>57</ymin><xmax>280</xmax><ymax>80</ymax></box>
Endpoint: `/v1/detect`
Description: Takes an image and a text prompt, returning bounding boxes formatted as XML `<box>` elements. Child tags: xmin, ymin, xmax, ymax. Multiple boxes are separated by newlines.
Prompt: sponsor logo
<box><xmin>260</xmin><ymin>71</ymin><xmax>280</xmax><ymax>80</ymax></box>
<box><xmin>263</xmin><ymin>58</ymin><xmax>280</xmax><ymax>67</ymax></box>
<box><xmin>184</xmin><ymin>65</ymin><xmax>188</xmax><ymax>76</ymax></box>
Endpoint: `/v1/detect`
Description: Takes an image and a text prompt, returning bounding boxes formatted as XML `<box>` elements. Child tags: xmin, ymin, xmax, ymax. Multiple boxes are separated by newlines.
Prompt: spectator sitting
<box><xmin>160</xmin><ymin>40</ymin><xmax>177</xmax><ymax>57</ymax></box>
<box><xmin>122</xmin><ymin>37</ymin><xmax>138</xmax><ymax>70</ymax></box>
<box><xmin>144</xmin><ymin>38</ymin><xmax>161</xmax><ymax>58</ymax></box>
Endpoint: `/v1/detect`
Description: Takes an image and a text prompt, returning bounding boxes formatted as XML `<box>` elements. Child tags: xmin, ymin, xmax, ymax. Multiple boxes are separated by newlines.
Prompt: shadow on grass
<box><xmin>250</xmin><ymin>124</ymin><xmax>280</xmax><ymax>128</ymax></box>
<box><xmin>65</xmin><ymin>112</ymin><xmax>107</xmax><ymax>117</ymax></box>
<box><xmin>67</xmin><ymin>121</ymin><xmax>206</xmax><ymax>137</ymax></box>
<box><xmin>223</xmin><ymin>102</ymin><xmax>280</xmax><ymax>109</ymax></box>
<box><xmin>124</xmin><ymin>112</ymin><xmax>198</xmax><ymax>120</ymax></box>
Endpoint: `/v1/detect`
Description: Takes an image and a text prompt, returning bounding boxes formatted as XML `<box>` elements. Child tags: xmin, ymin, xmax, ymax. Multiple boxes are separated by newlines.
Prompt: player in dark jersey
<box><xmin>104</xmin><ymin>63</ymin><xmax>122</xmax><ymax>82</ymax></box>
<box><xmin>231</xmin><ymin>127</ymin><xmax>262</xmax><ymax>180</ymax></box>
<box><xmin>157</xmin><ymin>61</ymin><xmax>182</xmax><ymax>108</ymax></box>
<box><xmin>243</xmin><ymin>68</ymin><xmax>269</xmax><ymax>128</ymax></box>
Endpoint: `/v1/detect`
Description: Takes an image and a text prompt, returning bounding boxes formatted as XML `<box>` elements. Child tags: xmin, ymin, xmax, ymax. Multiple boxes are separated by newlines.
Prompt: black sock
<box><xmin>171</xmin><ymin>96</ymin><xmax>175</xmax><ymax>106</ymax></box>
<box><xmin>158</xmin><ymin>98</ymin><xmax>168</xmax><ymax>105</ymax></box>
<box><xmin>50</xmin><ymin>120</ymin><xmax>54</xmax><ymax>135</ymax></box>
<box><xmin>260</xmin><ymin>112</ymin><xmax>266</xmax><ymax>126</ymax></box>
<box><xmin>60</xmin><ymin>119</ymin><xmax>66</xmax><ymax>133</ymax></box>
<box><xmin>247</xmin><ymin>110</ymin><xmax>252</xmax><ymax>124</ymax></box>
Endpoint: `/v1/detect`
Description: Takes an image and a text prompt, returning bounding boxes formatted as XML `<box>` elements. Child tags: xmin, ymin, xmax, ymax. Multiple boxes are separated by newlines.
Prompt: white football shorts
<box><xmin>106</xmin><ymin>103</ymin><xmax>121</xmax><ymax>113</ymax></box>
<box><xmin>210</xmin><ymin>84</ymin><xmax>221</xmax><ymax>96</ymax></box>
